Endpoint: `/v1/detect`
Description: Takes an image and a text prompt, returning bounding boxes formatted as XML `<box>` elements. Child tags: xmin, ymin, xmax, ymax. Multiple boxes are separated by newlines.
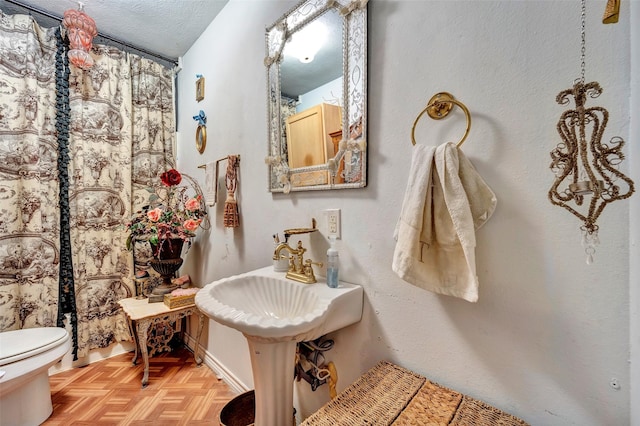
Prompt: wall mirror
<box><xmin>265</xmin><ymin>0</ymin><xmax>368</xmax><ymax>193</ymax></box>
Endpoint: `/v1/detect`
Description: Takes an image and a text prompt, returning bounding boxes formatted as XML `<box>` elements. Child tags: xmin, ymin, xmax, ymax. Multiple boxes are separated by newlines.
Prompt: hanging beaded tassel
<box><xmin>224</xmin><ymin>155</ymin><xmax>240</xmax><ymax>228</ymax></box>
<box><xmin>581</xmin><ymin>226</ymin><xmax>600</xmax><ymax>265</ymax></box>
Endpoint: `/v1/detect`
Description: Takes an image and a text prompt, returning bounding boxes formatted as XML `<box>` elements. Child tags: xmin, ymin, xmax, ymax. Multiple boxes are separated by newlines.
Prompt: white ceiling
<box><xmin>279</xmin><ymin>6</ymin><xmax>343</xmax><ymax>98</ymax></box>
<box><xmin>2</xmin><ymin>0</ymin><xmax>344</xmax><ymax>97</ymax></box>
<box><xmin>1</xmin><ymin>0</ymin><xmax>229</xmax><ymax>62</ymax></box>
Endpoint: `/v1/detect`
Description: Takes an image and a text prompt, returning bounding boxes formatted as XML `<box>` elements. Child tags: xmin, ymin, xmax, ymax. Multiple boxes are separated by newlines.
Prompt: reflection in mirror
<box><xmin>265</xmin><ymin>0</ymin><xmax>368</xmax><ymax>192</ymax></box>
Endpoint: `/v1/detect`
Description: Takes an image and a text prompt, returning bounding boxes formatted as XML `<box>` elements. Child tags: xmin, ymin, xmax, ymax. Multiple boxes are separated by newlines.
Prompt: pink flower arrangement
<box><xmin>126</xmin><ymin>169</ymin><xmax>207</xmax><ymax>255</ymax></box>
<box><xmin>147</xmin><ymin>208</ymin><xmax>162</xmax><ymax>222</ymax></box>
<box><xmin>183</xmin><ymin>219</ymin><xmax>201</xmax><ymax>232</ymax></box>
<box><xmin>184</xmin><ymin>198</ymin><xmax>200</xmax><ymax>211</ymax></box>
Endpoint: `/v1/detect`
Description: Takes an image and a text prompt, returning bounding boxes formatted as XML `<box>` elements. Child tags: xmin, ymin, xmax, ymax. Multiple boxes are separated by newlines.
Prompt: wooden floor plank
<box><xmin>43</xmin><ymin>347</ymin><xmax>238</xmax><ymax>425</ymax></box>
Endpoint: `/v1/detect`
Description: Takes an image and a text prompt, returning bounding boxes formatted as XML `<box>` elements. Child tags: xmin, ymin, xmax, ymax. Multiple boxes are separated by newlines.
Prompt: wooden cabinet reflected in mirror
<box><xmin>286</xmin><ymin>103</ymin><xmax>341</xmax><ymax>187</ymax></box>
<box><xmin>265</xmin><ymin>0</ymin><xmax>368</xmax><ymax>192</ymax></box>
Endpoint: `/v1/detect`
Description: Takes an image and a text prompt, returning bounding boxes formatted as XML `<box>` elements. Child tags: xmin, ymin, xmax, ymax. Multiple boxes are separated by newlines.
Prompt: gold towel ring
<box><xmin>411</xmin><ymin>92</ymin><xmax>471</xmax><ymax>147</ymax></box>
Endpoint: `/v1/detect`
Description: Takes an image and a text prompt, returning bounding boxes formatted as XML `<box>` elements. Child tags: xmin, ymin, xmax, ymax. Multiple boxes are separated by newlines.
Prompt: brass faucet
<box><xmin>273</xmin><ymin>240</ymin><xmax>322</xmax><ymax>284</ymax></box>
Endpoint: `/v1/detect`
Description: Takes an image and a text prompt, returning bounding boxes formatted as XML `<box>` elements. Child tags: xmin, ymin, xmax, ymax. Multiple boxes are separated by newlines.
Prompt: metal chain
<box><xmin>580</xmin><ymin>0</ymin><xmax>586</xmax><ymax>83</ymax></box>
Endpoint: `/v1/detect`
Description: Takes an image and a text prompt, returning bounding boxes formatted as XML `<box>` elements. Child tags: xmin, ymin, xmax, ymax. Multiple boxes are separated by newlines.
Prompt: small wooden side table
<box><xmin>118</xmin><ymin>297</ymin><xmax>205</xmax><ymax>387</ymax></box>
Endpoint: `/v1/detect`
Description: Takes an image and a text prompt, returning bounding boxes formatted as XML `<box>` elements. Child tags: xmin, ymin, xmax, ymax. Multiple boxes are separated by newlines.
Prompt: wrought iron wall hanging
<box><xmin>548</xmin><ymin>0</ymin><xmax>634</xmax><ymax>264</ymax></box>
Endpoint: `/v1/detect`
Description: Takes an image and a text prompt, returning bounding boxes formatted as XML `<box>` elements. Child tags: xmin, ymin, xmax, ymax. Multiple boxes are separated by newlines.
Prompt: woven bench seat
<box><xmin>301</xmin><ymin>360</ymin><xmax>529</xmax><ymax>426</ymax></box>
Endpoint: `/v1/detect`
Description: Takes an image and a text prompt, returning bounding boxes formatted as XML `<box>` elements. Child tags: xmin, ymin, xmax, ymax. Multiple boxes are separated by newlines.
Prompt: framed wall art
<box><xmin>196</xmin><ymin>76</ymin><xmax>205</xmax><ymax>102</ymax></box>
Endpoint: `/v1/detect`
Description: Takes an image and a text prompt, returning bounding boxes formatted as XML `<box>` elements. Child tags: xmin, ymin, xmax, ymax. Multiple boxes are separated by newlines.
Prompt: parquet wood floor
<box><xmin>43</xmin><ymin>347</ymin><xmax>238</xmax><ymax>426</ymax></box>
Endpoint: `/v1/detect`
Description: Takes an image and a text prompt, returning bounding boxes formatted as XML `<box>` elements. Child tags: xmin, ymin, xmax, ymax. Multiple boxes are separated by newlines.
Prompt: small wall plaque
<box><xmin>196</xmin><ymin>76</ymin><xmax>205</xmax><ymax>102</ymax></box>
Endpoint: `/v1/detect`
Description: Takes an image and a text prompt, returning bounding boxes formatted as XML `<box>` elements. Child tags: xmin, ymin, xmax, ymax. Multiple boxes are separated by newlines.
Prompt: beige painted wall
<box><xmin>176</xmin><ymin>1</ymin><xmax>634</xmax><ymax>424</ymax></box>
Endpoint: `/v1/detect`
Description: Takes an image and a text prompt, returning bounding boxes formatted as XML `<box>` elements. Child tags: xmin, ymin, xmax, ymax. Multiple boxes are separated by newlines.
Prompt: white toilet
<box><xmin>0</xmin><ymin>327</ymin><xmax>71</xmax><ymax>426</ymax></box>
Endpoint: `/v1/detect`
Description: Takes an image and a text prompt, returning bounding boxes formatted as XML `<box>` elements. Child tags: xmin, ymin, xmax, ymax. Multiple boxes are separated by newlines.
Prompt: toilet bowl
<box><xmin>0</xmin><ymin>327</ymin><xmax>71</xmax><ymax>426</ymax></box>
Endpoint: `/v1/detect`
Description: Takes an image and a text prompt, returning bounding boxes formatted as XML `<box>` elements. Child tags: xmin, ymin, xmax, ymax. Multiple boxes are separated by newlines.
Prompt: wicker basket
<box><xmin>392</xmin><ymin>380</ymin><xmax>462</xmax><ymax>425</ymax></box>
<box><xmin>301</xmin><ymin>361</ymin><xmax>425</xmax><ymax>425</ymax></box>
<box><xmin>301</xmin><ymin>360</ymin><xmax>530</xmax><ymax>426</ymax></box>
<box><xmin>449</xmin><ymin>395</ymin><xmax>529</xmax><ymax>426</ymax></box>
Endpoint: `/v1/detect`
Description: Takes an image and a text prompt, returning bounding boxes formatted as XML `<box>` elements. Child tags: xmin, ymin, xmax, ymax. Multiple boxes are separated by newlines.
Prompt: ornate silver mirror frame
<box><xmin>265</xmin><ymin>0</ymin><xmax>368</xmax><ymax>193</ymax></box>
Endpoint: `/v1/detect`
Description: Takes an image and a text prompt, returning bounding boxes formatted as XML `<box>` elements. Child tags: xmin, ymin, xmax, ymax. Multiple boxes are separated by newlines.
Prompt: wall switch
<box><xmin>325</xmin><ymin>209</ymin><xmax>341</xmax><ymax>239</ymax></box>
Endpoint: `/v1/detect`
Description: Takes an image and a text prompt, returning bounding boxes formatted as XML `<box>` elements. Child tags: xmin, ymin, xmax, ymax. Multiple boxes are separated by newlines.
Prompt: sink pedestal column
<box><xmin>247</xmin><ymin>338</ymin><xmax>297</xmax><ymax>426</ymax></box>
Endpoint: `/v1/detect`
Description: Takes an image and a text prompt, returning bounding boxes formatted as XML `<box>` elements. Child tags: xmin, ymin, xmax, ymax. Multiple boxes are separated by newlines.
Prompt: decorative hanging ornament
<box><xmin>602</xmin><ymin>0</ymin><xmax>620</xmax><ymax>24</ymax></box>
<box><xmin>548</xmin><ymin>0</ymin><xmax>634</xmax><ymax>264</ymax></box>
<box><xmin>62</xmin><ymin>3</ymin><xmax>97</xmax><ymax>70</ymax></box>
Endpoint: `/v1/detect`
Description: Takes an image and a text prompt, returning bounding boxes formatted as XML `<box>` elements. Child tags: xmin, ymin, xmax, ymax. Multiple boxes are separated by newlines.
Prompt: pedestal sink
<box><xmin>195</xmin><ymin>266</ymin><xmax>363</xmax><ymax>426</ymax></box>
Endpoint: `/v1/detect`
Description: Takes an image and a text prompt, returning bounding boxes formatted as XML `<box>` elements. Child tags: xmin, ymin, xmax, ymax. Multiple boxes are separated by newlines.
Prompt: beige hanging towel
<box><xmin>204</xmin><ymin>161</ymin><xmax>217</xmax><ymax>207</ymax></box>
<box><xmin>393</xmin><ymin>142</ymin><xmax>497</xmax><ymax>302</ymax></box>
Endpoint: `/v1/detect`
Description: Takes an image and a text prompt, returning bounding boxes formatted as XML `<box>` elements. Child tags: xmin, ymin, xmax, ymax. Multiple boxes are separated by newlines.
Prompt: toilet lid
<box><xmin>0</xmin><ymin>327</ymin><xmax>69</xmax><ymax>366</ymax></box>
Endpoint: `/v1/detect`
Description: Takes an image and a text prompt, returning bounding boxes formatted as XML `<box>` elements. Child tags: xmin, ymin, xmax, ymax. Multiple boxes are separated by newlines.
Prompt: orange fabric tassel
<box><xmin>223</xmin><ymin>155</ymin><xmax>240</xmax><ymax>228</ymax></box>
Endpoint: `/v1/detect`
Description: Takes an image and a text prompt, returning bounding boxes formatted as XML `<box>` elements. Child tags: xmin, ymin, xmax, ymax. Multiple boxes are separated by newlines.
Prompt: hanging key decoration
<box><xmin>548</xmin><ymin>0</ymin><xmax>634</xmax><ymax>264</ymax></box>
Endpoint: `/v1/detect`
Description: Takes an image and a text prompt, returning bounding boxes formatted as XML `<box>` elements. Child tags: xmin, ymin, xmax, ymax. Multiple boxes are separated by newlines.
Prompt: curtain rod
<box><xmin>3</xmin><ymin>0</ymin><xmax>178</xmax><ymax>66</ymax></box>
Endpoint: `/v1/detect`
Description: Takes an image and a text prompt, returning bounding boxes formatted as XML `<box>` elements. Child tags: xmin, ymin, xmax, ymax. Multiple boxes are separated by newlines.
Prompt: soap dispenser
<box><xmin>326</xmin><ymin>235</ymin><xmax>339</xmax><ymax>288</ymax></box>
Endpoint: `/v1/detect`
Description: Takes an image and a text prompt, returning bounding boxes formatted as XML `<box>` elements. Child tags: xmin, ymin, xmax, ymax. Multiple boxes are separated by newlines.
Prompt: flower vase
<box><xmin>150</xmin><ymin>238</ymin><xmax>184</xmax><ymax>295</ymax></box>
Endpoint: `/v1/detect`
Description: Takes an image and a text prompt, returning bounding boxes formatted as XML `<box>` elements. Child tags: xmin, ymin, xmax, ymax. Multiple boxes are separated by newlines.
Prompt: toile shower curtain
<box><xmin>67</xmin><ymin>46</ymin><xmax>175</xmax><ymax>357</ymax></box>
<box><xmin>0</xmin><ymin>13</ymin><xmax>60</xmax><ymax>331</ymax></box>
<box><xmin>0</xmin><ymin>10</ymin><xmax>175</xmax><ymax>358</ymax></box>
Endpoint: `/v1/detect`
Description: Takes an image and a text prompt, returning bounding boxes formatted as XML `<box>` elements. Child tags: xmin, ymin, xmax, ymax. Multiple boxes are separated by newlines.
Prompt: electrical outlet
<box><xmin>325</xmin><ymin>209</ymin><xmax>341</xmax><ymax>239</ymax></box>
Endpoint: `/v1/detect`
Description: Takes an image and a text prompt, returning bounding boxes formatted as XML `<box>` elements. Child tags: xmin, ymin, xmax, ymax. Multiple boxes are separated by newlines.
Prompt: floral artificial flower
<box><xmin>160</xmin><ymin>168</ymin><xmax>182</xmax><ymax>187</ymax></box>
<box><xmin>185</xmin><ymin>197</ymin><xmax>201</xmax><ymax>211</ymax></box>
<box><xmin>147</xmin><ymin>207</ymin><xmax>162</xmax><ymax>222</ymax></box>
<box><xmin>183</xmin><ymin>219</ymin><xmax>202</xmax><ymax>232</ymax></box>
<box><xmin>126</xmin><ymin>169</ymin><xmax>208</xmax><ymax>257</ymax></box>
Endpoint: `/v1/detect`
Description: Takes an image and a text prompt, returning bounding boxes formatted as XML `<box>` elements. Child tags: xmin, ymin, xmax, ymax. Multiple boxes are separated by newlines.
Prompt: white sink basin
<box><xmin>195</xmin><ymin>266</ymin><xmax>364</xmax><ymax>426</ymax></box>
<box><xmin>195</xmin><ymin>266</ymin><xmax>363</xmax><ymax>342</ymax></box>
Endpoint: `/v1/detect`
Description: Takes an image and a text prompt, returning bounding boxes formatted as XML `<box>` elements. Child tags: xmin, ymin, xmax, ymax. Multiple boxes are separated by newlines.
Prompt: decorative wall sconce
<box><xmin>62</xmin><ymin>3</ymin><xmax>97</xmax><ymax>70</ymax></box>
<box><xmin>549</xmin><ymin>0</ymin><xmax>634</xmax><ymax>264</ymax></box>
<box><xmin>193</xmin><ymin>110</ymin><xmax>207</xmax><ymax>154</ymax></box>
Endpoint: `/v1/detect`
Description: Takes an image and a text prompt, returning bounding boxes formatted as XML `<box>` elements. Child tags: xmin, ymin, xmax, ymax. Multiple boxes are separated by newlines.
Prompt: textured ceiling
<box><xmin>1</xmin><ymin>0</ymin><xmax>229</xmax><ymax>62</ymax></box>
<box><xmin>2</xmin><ymin>0</ymin><xmax>344</xmax><ymax>97</ymax></box>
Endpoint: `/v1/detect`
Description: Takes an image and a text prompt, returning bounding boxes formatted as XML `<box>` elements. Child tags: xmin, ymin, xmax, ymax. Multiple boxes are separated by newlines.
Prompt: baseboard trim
<box><xmin>183</xmin><ymin>331</ymin><xmax>250</xmax><ymax>395</ymax></box>
<box><xmin>50</xmin><ymin>340</ymin><xmax>135</xmax><ymax>375</ymax></box>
